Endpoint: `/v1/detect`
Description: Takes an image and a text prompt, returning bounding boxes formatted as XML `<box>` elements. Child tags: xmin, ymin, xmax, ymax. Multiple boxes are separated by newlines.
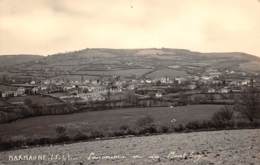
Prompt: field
<box><xmin>146</xmin><ymin>68</ymin><xmax>188</xmax><ymax>79</ymax></box>
<box><xmin>239</xmin><ymin>61</ymin><xmax>260</xmax><ymax>72</ymax></box>
<box><xmin>0</xmin><ymin>105</ymin><xmax>223</xmax><ymax>139</ymax></box>
<box><xmin>0</xmin><ymin>129</ymin><xmax>259</xmax><ymax>165</ymax></box>
<box><xmin>6</xmin><ymin>95</ymin><xmax>63</xmax><ymax>105</ymax></box>
<box><xmin>76</xmin><ymin>68</ymin><xmax>153</xmax><ymax>78</ymax></box>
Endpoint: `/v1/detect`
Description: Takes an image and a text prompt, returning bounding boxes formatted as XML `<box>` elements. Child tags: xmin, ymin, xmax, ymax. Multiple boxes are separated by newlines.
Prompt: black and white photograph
<box><xmin>0</xmin><ymin>0</ymin><xmax>260</xmax><ymax>164</ymax></box>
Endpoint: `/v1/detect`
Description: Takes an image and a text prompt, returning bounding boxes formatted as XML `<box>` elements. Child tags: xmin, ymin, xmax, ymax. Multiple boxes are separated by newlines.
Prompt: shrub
<box><xmin>174</xmin><ymin>124</ymin><xmax>185</xmax><ymax>132</ymax></box>
<box><xmin>55</xmin><ymin>125</ymin><xmax>70</xmax><ymax>143</ymax></box>
<box><xmin>90</xmin><ymin>130</ymin><xmax>104</xmax><ymax>138</ymax></box>
<box><xmin>235</xmin><ymin>121</ymin><xmax>251</xmax><ymax>128</ymax></box>
<box><xmin>55</xmin><ymin>135</ymin><xmax>70</xmax><ymax>143</ymax></box>
<box><xmin>136</xmin><ymin>115</ymin><xmax>154</xmax><ymax>127</ymax></box>
<box><xmin>160</xmin><ymin>125</ymin><xmax>169</xmax><ymax>133</ymax></box>
<box><xmin>120</xmin><ymin>125</ymin><xmax>130</xmax><ymax>131</ymax></box>
<box><xmin>212</xmin><ymin>106</ymin><xmax>234</xmax><ymax>127</ymax></box>
<box><xmin>200</xmin><ymin>120</ymin><xmax>215</xmax><ymax>129</ymax></box>
<box><xmin>24</xmin><ymin>98</ymin><xmax>33</xmax><ymax>107</ymax></box>
<box><xmin>185</xmin><ymin>121</ymin><xmax>201</xmax><ymax>130</ymax></box>
<box><xmin>55</xmin><ymin>126</ymin><xmax>67</xmax><ymax>136</ymax></box>
<box><xmin>234</xmin><ymin>86</ymin><xmax>260</xmax><ymax>122</ymax></box>
<box><xmin>138</xmin><ymin>124</ymin><xmax>158</xmax><ymax>135</ymax></box>
<box><xmin>250</xmin><ymin>121</ymin><xmax>260</xmax><ymax>128</ymax></box>
<box><xmin>73</xmin><ymin>132</ymin><xmax>88</xmax><ymax>141</ymax></box>
<box><xmin>113</xmin><ymin>131</ymin><xmax>126</xmax><ymax>136</ymax></box>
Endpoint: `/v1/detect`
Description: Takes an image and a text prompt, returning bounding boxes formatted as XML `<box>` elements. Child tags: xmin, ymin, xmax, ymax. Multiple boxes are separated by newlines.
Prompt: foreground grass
<box><xmin>0</xmin><ymin>129</ymin><xmax>259</xmax><ymax>165</ymax></box>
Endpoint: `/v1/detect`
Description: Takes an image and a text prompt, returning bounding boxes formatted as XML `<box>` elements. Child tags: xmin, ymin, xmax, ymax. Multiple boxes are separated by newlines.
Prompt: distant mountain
<box><xmin>0</xmin><ymin>49</ymin><xmax>259</xmax><ymax>80</ymax></box>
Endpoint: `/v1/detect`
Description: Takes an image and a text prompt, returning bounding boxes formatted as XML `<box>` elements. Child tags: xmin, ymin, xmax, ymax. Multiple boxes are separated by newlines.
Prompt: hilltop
<box><xmin>0</xmin><ymin>48</ymin><xmax>259</xmax><ymax>81</ymax></box>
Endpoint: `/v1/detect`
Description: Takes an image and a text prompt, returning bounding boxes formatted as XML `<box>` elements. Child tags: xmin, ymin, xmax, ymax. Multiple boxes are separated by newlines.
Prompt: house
<box><xmin>16</xmin><ymin>87</ymin><xmax>25</xmax><ymax>96</ymax></box>
<box><xmin>30</xmin><ymin>81</ymin><xmax>36</xmax><ymax>85</ymax></box>
<box><xmin>31</xmin><ymin>87</ymin><xmax>39</xmax><ymax>94</ymax></box>
<box><xmin>1</xmin><ymin>91</ymin><xmax>16</xmax><ymax>97</ymax></box>
<box><xmin>201</xmin><ymin>76</ymin><xmax>212</xmax><ymax>81</ymax></box>
<box><xmin>0</xmin><ymin>85</ymin><xmax>20</xmax><ymax>97</ymax></box>
<box><xmin>145</xmin><ymin>79</ymin><xmax>152</xmax><ymax>84</ymax></box>
<box><xmin>241</xmin><ymin>79</ymin><xmax>251</xmax><ymax>86</ymax></box>
<box><xmin>127</xmin><ymin>84</ymin><xmax>136</xmax><ymax>90</ymax></box>
<box><xmin>175</xmin><ymin>77</ymin><xmax>186</xmax><ymax>84</ymax></box>
<box><xmin>43</xmin><ymin>80</ymin><xmax>51</xmax><ymax>85</ymax></box>
<box><xmin>160</xmin><ymin>77</ymin><xmax>172</xmax><ymax>84</ymax></box>
<box><xmin>208</xmin><ymin>88</ymin><xmax>216</xmax><ymax>93</ymax></box>
<box><xmin>155</xmin><ymin>92</ymin><xmax>163</xmax><ymax>98</ymax></box>
<box><xmin>78</xmin><ymin>93</ymin><xmax>105</xmax><ymax>101</ymax></box>
<box><xmin>219</xmin><ymin>87</ymin><xmax>229</xmax><ymax>93</ymax></box>
<box><xmin>187</xmin><ymin>84</ymin><xmax>197</xmax><ymax>90</ymax></box>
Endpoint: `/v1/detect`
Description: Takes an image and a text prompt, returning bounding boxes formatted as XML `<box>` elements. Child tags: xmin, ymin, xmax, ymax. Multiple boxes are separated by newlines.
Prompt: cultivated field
<box><xmin>6</xmin><ymin>95</ymin><xmax>63</xmax><ymax>105</ymax></box>
<box><xmin>146</xmin><ymin>68</ymin><xmax>188</xmax><ymax>79</ymax></box>
<box><xmin>0</xmin><ymin>129</ymin><xmax>259</xmax><ymax>165</ymax></box>
<box><xmin>0</xmin><ymin>105</ymin><xmax>223</xmax><ymax>139</ymax></box>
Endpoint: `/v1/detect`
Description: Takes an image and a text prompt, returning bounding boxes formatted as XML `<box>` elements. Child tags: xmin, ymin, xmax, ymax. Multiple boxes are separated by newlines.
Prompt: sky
<box><xmin>0</xmin><ymin>0</ymin><xmax>260</xmax><ymax>56</ymax></box>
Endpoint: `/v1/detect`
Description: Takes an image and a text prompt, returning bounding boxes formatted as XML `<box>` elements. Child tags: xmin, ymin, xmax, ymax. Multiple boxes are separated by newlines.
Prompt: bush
<box><xmin>55</xmin><ymin>125</ymin><xmax>70</xmax><ymax>143</ymax></box>
<box><xmin>160</xmin><ymin>125</ymin><xmax>169</xmax><ymax>133</ymax></box>
<box><xmin>136</xmin><ymin>115</ymin><xmax>154</xmax><ymax>127</ymax></box>
<box><xmin>212</xmin><ymin>106</ymin><xmax>234</xmax><ymax>127</ymax></box>
<box><xmin>55</xmin><ymin>126</ymin><xmax>67</xmax><ymax>136</ymax></box>
<box><xmin>55</xmin><ymin>135</ymin><xmax>70</xmax><ymax>143</ymax></box>
<box><xmin>138</xmin><ymin>124</ymin><xmax>158</xmax><ymax>135</ymax></box>
<box><xmin>120</xmin><ymin>125</ymin><xmax>130</xmax><ymax>131</ymax></box>
<box><xmin>174</xmin><ymin>124</ymin><xmax>185</xmax><ymax>132</ymax></box>
<box><xmin>185</xmin><ymin>121</ymin><xmax>201</xmax><ymax>130</ymax></box>
<box><xmin>200</xmin><ymin>120</ymin><xmax>215</xmax><ymax>129</ymax></box>
<box><xmin>250</xmin><ymin>121</ymin><xmax>260</xmax><ymax>128</ymax></box>
<box><xmin>235</xmin><ymin>121</ymin><xmax>252</xmax><ymax>128</ymax></box>
<box><xmin>24</xmin><ymin>98</ymin><xmax>33</xmax><ymax>107</ymax></box>
<box><xmin>73</xmin><ymin>132</ymin><xmax>88</xmax><ymax>141</ymax></box>
<box><xmin>90</xmin><ymin>130</ymin><xmax>104</xmax><ymax>138</ymax></box>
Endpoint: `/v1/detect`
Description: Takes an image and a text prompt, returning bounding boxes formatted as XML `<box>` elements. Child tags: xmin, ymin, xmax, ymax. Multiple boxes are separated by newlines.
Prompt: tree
<box><xmin>125</xmin><ymin>90</ymin><xmax>138</xmax><ymax>106</ymax></box>
<box><xmin>55</xmin><ymin>126</ymin><xmax>67</xmax><ymax>137</ymax></box>
<box><xmin>178</xmin><ymin>91</ymin><xmax>188</xmax><ymax>105</ymax></box>
<box><xmin>24</xmin><ymin>98</ymin><xmax>33</xmax><ymax>107</ymax></box>
<box><xmin>212</xmin><ymin>105</ymin><xmax>234</xmax><ymax>124</ymax></box>
<box><xmin>234</xmin><ymin>80</ymin><xmax>260</xmax><ymax>122</ymax></box>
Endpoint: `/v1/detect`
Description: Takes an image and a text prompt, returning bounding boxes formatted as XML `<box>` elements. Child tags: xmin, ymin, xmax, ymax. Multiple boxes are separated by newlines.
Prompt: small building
<box><xmin>187</xmin><ymin>84</ymin><xmax>197</xmax><ymax>90</ymax></box>
<box><xmin>208</xmin><ymin>88</ymin><xmax>216</xmax><ymax>93</ymax></box>
<box><xmin>219</xmin><ymin>87</ymin><xmax>229</xmax><ymax>93</ymax></box>
<box><xmin>16</xmin><ymin>87</ymin><xmax>25</xmax><ymax>96</ymax></box>
<box><xmin>155</xmin><ymin>92</ymin><xmax>163</xmax><ymax>98</ymax></box>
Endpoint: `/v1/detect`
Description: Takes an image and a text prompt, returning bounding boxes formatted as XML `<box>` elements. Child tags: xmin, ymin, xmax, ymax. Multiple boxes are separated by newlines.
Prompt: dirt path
<box><xmin>0</xmin><ymin>129</ymin><xmax>259</xmax><ymax>165</ymax></box>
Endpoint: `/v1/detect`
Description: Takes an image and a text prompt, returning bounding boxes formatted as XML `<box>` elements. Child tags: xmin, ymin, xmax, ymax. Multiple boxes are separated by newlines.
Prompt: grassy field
<box><xmin>76</xmin><ymin>68</ymin><xmax>153</xmax><ymax>78</ymax></box>
<box><xmin>6</xmin><ymin>95</ymin><xmax>63</xmax><ymax>105</ymax></box>
<box><xmin>0</xmin><ymin>105</ymin><xmax>223</xmax><ymax>139</ymax></box>
<box><xmin>146</xmin><ymin>68</ymin><xmax>188</xmax><ymax>79</ymax></box>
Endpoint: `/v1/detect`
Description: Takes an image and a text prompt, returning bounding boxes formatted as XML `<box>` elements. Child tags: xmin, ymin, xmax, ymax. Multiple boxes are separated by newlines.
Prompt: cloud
<box><xmin>0</xmin><ymin>0</ymin><xmax>260</xmax><ymax>56</ymax></box>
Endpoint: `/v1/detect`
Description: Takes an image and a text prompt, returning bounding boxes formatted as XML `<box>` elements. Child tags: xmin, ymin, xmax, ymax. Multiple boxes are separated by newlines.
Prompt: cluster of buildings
<box><xmin>0</xmin><ymin>68</ymin><xmax>258</xmax><ymax>103</ymax></box>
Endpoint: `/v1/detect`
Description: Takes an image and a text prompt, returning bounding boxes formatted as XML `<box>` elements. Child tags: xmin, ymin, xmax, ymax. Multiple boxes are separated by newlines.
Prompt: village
<box><xmin>0</xmin><ymin>68</ymin><xmax>259</xmax><ymax>106</ymax></box>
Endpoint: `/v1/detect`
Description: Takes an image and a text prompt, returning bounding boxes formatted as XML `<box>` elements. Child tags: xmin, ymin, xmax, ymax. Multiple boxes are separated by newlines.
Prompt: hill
<box><xmin>0</xmin><ymin>48</ymin><xmax>259</xmax><ymax>80</ymax></box>
<box><xmin>0</xmin><ymin>55</ymin><xmax>43</xmax><ymax>68</ymax></box>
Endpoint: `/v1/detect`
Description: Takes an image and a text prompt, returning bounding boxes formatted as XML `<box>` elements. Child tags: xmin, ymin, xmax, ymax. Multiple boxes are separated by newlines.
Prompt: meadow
<box><xmin>0</xmin><ymin>104</ymin><xmax>223</xmax><ymax>139</ymax></box>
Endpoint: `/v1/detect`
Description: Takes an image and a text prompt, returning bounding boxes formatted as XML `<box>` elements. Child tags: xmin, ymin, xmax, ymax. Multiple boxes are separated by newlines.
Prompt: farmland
<box><xmin>0</xmin><ymin>129</ymin><xmax>259</xmax><ymax>165</ymax></box>
<box><xmin>0</xmin><ymin>104</ymin><xmax>223</xmax><ymax>139</ymax></box>
<box><xmin>146</xmin><ymin>68</ymin><xmax>188</xmax><ymax>79</ymax></box>
<box><xmin>6</xmin><ymin>95</ymin><xmax>63</xmax><ymax>105</ymax></box>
